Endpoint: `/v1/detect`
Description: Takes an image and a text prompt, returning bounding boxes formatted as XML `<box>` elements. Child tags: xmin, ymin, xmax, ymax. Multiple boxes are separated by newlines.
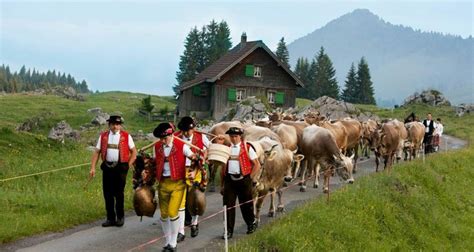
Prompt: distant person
<box><xmin>89</xmin><ymin>115</ymin><xmax>137</xmax><ymax>227</ymax></box>
<box><xmin>221</xmin><ymin>127</ymin><xmax>260</xmax><ymax>239</ymax></box>
<box><xmin>433</xmin><ymin>118</ymin><xmax>444</xmax><ymax>152</ymax></box>
<box><xmin>422</xmin><ymin>113</ymin><xmax>435</xmax><ymax>154</ymax></box>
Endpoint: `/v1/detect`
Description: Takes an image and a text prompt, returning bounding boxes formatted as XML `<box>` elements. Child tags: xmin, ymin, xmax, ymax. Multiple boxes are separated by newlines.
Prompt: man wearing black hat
<box><xmin>221</xmin><ymin>127</ymin><xmax>260</xmax><ymax>239</ymax></box>
<box><xmin>90</xmin><ymin>115</ymin><xmax>137</xmax><ymax>227</ymax></box>
<box><xmin>153</xmin><ymin>122</ymin><xmax>196</xmax><ymax>252</ymax></box>
<box><xmin>174</xmin><ymin>116</ymin><xmax>211</xmax><ymax>240</ymax></box>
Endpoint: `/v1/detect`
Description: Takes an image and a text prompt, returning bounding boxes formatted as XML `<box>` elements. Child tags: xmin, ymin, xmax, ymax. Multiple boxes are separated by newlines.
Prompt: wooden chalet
<box><xmin>177</xmin><ymin>33</ymin><xmax>303</xmax><ymax>120</ymax></box>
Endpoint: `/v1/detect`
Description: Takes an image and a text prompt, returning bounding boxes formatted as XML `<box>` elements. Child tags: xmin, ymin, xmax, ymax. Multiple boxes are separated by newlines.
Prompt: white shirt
<box><xmin>153</xmin><ymin>141</ymin><xmax>194</xmax><ymax>176</ymax></box>
<box><xmin>424</xmin><ymin>120</ymin><xmax>432</xmax><ymax>133</ymax></box>
<box><xmin>434</xmin><ymin>123</ymin><xmax>444</xmax><ymax>136</ymax></box>
<box><xmin>228</xmin><ymin>142</ymin><xmax>258</xmax><ymax>175</ymax></box>
<box><xmin>95</xmin><ymin>130</ymin><xmax>135</xmax><ymax>162</ymax></box>
<box><xmin>181</xmin><ymin>133</ymin><xmax>211</xmax><ymax>166</ymax></box>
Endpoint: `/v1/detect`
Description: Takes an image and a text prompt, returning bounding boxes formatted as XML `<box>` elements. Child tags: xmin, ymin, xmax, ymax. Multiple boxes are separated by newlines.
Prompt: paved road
<box><xmin>2</xmin><ymin>135</ymin><xmax>467</xmax><ymax>252</ymax></box>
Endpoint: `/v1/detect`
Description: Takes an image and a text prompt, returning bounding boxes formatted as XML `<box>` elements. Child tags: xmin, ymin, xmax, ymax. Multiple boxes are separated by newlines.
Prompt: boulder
<box><xmin>295</xmin><ymin>96</ymin><xmax>377</xmax><ymax>121</ymax></box>
<box><xmin>455</xmin><ymin>103</ymin><xmax>474</xmax><ymax>117</ymax></box>
<box><xmin>48</xmin><ymin>120</ymin><xmax>80</xmax><ymax>142</ymax></box>
<box><xmin>220</xmin><ymin>96</ymin><xmax>269</xmax><ymax>122</ymax></box>
<box><xmin>403</xmin><ymin>89</ymin><xmax>451</xmax><ymax>106</ymax></box>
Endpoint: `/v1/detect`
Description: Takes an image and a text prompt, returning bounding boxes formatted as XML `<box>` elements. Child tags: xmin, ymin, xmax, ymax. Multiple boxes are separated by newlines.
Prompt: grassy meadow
<box><xmin>233</xmin><ymin>103</ymin><xmax>474</xmax><ymax>251</ymax></box>
<box><xmin>0</xmin><ymin>92</ymin><xmax>174</xmax><ymax>243</ymax></box>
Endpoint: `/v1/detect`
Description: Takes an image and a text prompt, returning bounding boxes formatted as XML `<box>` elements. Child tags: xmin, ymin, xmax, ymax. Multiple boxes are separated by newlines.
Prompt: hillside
<box><xmin>288</xmin><ymin>9</ymin><xmax>473</xmax><ymax>106</ymax></box>
<box><xmin>0</xmin><ymin>92</ymin><xmax>175</xmax><ymax>243</ymax></box>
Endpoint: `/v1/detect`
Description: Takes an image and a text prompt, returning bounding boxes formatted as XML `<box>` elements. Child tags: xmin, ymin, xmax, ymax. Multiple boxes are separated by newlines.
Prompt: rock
<box><xmin>87</xmin><ymin>107</ymin><xmax>102</xmax><ymax>114</ymax></box>
<box><xmin>91</xmin><ymin>113</ymin><xmax>109</xmax><ymax>125</ymax></box>
<box><xmin>16</xmin><ymin>112</ymin><xmax>54</xmax><ymax>132</ymax></box>
<box><xmin>48</xmin><ymin>120</ymin><xmax>80</xmax><ymax>142</ymax></box>
<box><xmin>220</xmin><ymin>96</ymin><xmax>269</xmax><ymax>122</ymax></box>
<box><xmin>455</xmin><ymin>103</ymin><xmax>474</xmax><ymax>117</ymax></box>
<box><xmin>403</xmin><ymin>89</ymin><xmax>451</xmax><ymax>106</ymax></box>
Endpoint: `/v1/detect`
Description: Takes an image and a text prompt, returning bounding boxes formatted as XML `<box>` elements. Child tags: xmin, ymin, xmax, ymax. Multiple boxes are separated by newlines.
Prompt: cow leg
<box><xmin>322</xmin><ymin>168</ymin><xmax>330</xmax><ymax>193</ymax></box>
<box><xmin>313</xmin><ymin>163</ymin><xmax>321</xmax><ymax>188</ymax></box>
<box><xmin>268</xmin><ymin>190</ymin><xmax>275</xmax><ymax>217</ymax></box>
<box><xmin>353</xmin><ymin>145</ymin><xmax>359</xmax><ymax>173</ymax></box>
<box><xmin>299</xmin><ymin>159</ymin><xmax>308</xmax><ymax>192</ymax></box>
<box><xmin>375</xmin><ymin>152</ymin><xmax>380</xmax><ymax>172</ymax></box>
<box><xmin>255</xmin><ymin>191</ymin><xmax>266</xmax><ymax>225</ymax></box>
<box><xmin>276</xmin><ymin>189</ymin><xmax>284</xmax><ymax>212</ymax></box>
<box><xmin>208</xmin><ymin>162</ymin><xmax>217</xmax><ymax>192</ymax></box>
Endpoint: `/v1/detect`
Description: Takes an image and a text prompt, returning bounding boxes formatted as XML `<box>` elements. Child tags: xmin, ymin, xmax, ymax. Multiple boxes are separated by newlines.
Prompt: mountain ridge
<box><xmin>287</xmin><ymin>8</ymin><xmax>473</xmax><ymax>106</ymax></box>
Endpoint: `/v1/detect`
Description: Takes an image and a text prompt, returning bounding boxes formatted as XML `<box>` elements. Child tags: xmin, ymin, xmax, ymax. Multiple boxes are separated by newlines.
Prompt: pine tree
<box><xmin>205</xmin><ymin>20</ymin><xmax>220</xmax><ymax>65</ymax></box>
<box><xmin>313</xmin><ymin>47</ymin><xmax>339</xmax><ymax>99</ymax></box>
<box><xmin>216</xmin><ymin>21</ymin><xmax>232</xmax><ymax>60</ymax></box>
<box><xmin>356</xmin><ymin>57</ymin><xmax>376</xmax><ymax>104</ymax></box>
<box><xmin>294</xmin><ymin>57</ymin><xmax>310</xmax><ymax>98</ymax></box>
<box><xmin>275</xmin><ymin>37</ymin><xmax>290</xmax><ymax>68</ymax></box>
<box><xmin>341</xmin><ymin>63</ymin><xmax>358</xmax><ymax>103</ymax></box>
<box><xmin>174</xmin><ymin>26</ymin><xmax>205</xmax><ymax>96</ymax></box>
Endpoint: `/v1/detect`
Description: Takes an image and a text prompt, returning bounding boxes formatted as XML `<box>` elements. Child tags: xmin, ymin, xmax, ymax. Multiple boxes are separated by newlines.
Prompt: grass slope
<box><xmin>233</xmin><ymin>147</ymin><xmax>474</xmax><ymax>251</ymax></box>
<box><xmin>233</xmin><ymin>103</ymin><xmax>474</xmax><ymax>251</ymax></box>
<box><xmin>0</xmin><ymin>92</ymin><xmax>175</xmax><ymax>243</ymax></box>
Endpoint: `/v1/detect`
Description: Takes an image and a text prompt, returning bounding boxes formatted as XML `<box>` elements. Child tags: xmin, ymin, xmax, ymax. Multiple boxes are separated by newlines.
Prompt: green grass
<box><xmin>232</xmin><ymin>103</ymin><xmax>474</xmax><ymax>251</ymax></box>
<box><xmin>296</xmin><ymin>98</ymin><xmax>313</xmax><ymax>108</ymax></box>
<box><xmin>0</xmin><ymin>92</ymin><xmax>175</xmax><ymax>243</ymax></box>
<box><xmin>233</xmin><ymin>147</ymin><xmax>474</xmax><ymax>251</ymax></box>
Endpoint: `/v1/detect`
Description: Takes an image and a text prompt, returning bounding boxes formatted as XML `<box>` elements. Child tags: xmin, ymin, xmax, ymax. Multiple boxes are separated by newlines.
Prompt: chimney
<box><xmin>240</xmin><ymin>32</ymin><xmax>247</xmax><ymax>49</ymax></box>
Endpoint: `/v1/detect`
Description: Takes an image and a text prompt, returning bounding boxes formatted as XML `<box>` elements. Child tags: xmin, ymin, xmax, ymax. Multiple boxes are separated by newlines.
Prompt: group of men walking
<box><xmin>89</xmin><ymin>115</ymin><xmax>260</xmax><ymax>251</ymax></box>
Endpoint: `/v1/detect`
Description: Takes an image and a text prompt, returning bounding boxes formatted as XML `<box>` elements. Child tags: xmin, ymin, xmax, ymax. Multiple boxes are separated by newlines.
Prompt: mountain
<box><xmin>287</xmin><ymin>9</ymin><xmax>473</xmax><ymax>106</ymax></box>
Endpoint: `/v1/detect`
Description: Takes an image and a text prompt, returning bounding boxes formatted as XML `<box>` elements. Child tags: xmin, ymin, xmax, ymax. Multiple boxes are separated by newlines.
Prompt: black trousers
<box><xmin>222</xmin><ymin>175</ymin><xmax>255</xmax><ymax>233</ymax></box>
<box><xmin>424</xmin><ymin>134</ymin><xmax>433</xmax><ymax>154</ymax></box>
<box><xmin>101</xmin><ymin>162</ymin><xmax>128</xmax><ymax>221</ymax></box>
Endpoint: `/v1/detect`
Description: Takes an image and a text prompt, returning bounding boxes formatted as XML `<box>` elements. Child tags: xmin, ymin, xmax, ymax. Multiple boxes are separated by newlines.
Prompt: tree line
<box><xmin>293</xmin><ymin>47</ymin><xmax>375</xmax><ymax>104</ymax></box>
<box><xmin>174</xmin><ymin>20</ymin><xmax>232</xmax><ymax>96</ymax></box>
<box><xmin>0</xmin><ymin>65</ymin><xmax>90</xmax><ymax>93</ymax></box>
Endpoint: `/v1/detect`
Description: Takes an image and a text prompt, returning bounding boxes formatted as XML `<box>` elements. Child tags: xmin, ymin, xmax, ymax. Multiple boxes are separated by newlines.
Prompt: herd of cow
<box><xmin>206</xmin><ymin>111</ymin><xmax>427</xmax><ymax>220</ymax></box>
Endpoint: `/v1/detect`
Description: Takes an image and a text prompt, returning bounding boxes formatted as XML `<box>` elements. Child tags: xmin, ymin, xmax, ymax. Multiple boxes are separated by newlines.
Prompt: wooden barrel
<box><xmin>207</xmin><ymin>144</ymin><xmax>231</xmax><ymax>164</ymax></box>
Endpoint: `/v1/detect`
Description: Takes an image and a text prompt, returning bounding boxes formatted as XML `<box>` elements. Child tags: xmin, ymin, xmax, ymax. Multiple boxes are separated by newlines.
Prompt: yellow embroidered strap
<box><xmin>107</xmin><ymin>144</ymin><xmax>119</xmax><ymax>149</ymax></box>
<box><xmin>228</xmin><ymin>155</ymin><xmax>239</xmax><ymax>160</ymax></box>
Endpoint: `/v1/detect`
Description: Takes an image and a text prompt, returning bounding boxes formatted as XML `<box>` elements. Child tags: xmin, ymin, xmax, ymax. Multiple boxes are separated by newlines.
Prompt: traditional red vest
<box><xmin>222</xmin><ymin>141</ymin><xmax>253</xmax><ymax>179</ymax></box>
<box><xmin>100</xmin><ymin>130</ymin><xmax>130</xmax><ymax>163</ymax></box>
<box><xmin>155</xmin><ymin>138</ymin><xmax>186</xmax><ymax>181</ymax></box>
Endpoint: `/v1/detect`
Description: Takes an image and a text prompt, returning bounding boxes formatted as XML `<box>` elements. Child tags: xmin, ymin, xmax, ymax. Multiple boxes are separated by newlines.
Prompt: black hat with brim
<box><xmin>225</xmin><ymin>127</ymin><xmax>244</xmax><ymax>135</ymax></box>
<box><xmin>153</xmin><ymin>122</ymin><xmax>174</xmax><ymax>138</ymax></box>
<box><xmin>178</xmin><ymin>116</ymin><xmax>195</xmax><ymax>131</ymax></box>
<box><xmin>107</xmin><ymin>115</ymin><xmax>123</xmax><ymax>124</ymax></box>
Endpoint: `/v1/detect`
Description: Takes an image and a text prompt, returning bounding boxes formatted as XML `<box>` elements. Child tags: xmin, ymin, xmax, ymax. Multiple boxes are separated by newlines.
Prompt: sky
<box><xmin>1</xmin><ymin>0</ymin><xmax>472</xmax><ymax>96</ymax></box>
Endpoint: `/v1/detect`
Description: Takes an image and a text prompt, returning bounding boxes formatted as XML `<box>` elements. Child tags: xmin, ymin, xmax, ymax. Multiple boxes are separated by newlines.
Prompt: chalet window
<box><xmin>267</xmin><ymin>91</ymin><xmax>275</xmax><ymax>104</ymax></box>
<box><xmin>192</xmin><ymin>85</ymin><xmax>207</xmax><ymax>96</ymax></box>
<box><xmin>228</xmin><ymin>88</ymin><xmax>237</xmax><ymax>101</ymax></box>
<box><xmin>236</xmin><ymin>89</ymin><xmax>246</xmax><ymax>101</ymax></box>
<box><xmin>254</xmin><ymin>66</ymin><xmax>262</xmax><ymax>77</ymax></box>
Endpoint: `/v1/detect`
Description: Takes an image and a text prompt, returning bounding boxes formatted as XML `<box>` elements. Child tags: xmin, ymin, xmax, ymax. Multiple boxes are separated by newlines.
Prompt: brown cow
<box><xmin>361</xmin><ymin>119</ymin><xmax>378</xmax><ymax>159</ymax></box>
<box><xmin>385</xmin><ymin>119</ymin><xmax>408</xmax><ymax>161</ymax></box>
<box><xmin>339</xmin><ymin>118</ymin><xmax>362</xmax><ymax>173</ymax></box>
<box><xmin>300</xmin><ymin>125</ymin><xmax>354</xmax><ymax>193</ymax></box>
<box><xmin>317</xmin><ymin>120</ymin><xmax>348</xmax><ymax>152</ymax></box>
<box><xmin>370</xmin><ymin>123</ymin><xmax>400</xmax><ymax>172</ymax></box>
<box><xmin>251</xmin><ymin>137</ymin><xmax>294</xmax><ymax>223</ymax></box>
<box><xmin>271</xmin><ymin>123</ymin><xmax>298</xmax><ymax>151</ymax></box>
<box><xmin>404</xmin><ymin>121</ymin><xmax>425</xmax><ymax>160</ymax></box>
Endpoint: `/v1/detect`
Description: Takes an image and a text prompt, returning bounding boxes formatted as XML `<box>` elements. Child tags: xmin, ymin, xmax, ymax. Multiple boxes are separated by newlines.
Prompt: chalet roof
<box><xmin>180</xmin><ymin>40</ymin><xmax>304</xmax><ymax>91</ymax></box>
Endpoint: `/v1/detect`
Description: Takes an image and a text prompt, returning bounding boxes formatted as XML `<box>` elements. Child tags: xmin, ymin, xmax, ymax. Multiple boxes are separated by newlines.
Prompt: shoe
<box><xmin>162</xmin><ymin>244</ymin><xmax>177</xmax><ymax>252</ymax></box>
<box><xmin>101</xmin><ymin>219</ymin><xmax>116</xmax><ymax>227</ymax></box>
<box><xmin>177</xmin><ymin>233</ymin><xmax>185</xmax><ymax>243</ymax></box>
<box><xmin>116</xmin><ymin>218</ymin><xmax>124</xmax><ymax>227</ymax></box>
<box><xmin>221</xmin><ymin>231</ymin><xmax>233</xmax><ymax>240</ymax></box>
<box><xmin>190</xmin><ymin>225</ymin><xmax>199</xmax><ymax>237</ymax></box>
<box><xmin>246</xmin><ymin>222</ymin><xmax>257</xmax><ymax>234</ymax></box>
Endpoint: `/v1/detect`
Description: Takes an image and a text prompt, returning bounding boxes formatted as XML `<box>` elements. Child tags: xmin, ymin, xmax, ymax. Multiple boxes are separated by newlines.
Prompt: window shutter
<box><xmin>275</xmin><ymin>92</ymin><xmax>285</xmax><ymax>105</ymax></box>
<box><xmin>192</xmin><ymin>85</ymin><xmax>201</xmax><ymax>96</ymax></box>
<box><xmin>245</xmin><ymin>65</ymin><xmax>254</xmax><ymax>77</ymax></box>
<box><xmin>228</xmin><ymin>88</ymin><xmax>236</xmax><ymax>101</ymax></box>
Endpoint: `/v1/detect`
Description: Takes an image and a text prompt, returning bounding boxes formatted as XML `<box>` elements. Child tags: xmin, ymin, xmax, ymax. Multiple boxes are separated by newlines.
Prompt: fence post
<box><xmin>223</xmin><ymin>205</ymin><xmax>228</xmax><ymax>252</ymax></box>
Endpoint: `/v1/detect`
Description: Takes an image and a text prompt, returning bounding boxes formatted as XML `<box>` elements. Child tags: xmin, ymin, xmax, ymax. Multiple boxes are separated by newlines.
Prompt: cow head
<box><xmin>369</xmin><ymin>129</ymin><xmax>382</xmax><ymax>152</ymax></box>
<box><xmin>332</xmin><ymin>153</ymin><xmax>354</xmax><ymax>183</ymax></box>
<box><xmin>255</xmin><ymin>120</ymin><xmax>272</xmax><ymax>128</ymax></box>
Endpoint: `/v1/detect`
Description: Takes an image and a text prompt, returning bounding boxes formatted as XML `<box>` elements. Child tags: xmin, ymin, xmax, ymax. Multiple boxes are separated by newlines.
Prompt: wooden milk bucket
<box><xmin>207</xmin><ymin>144</ymin><xmax>231</xmax><ymax>164</ymax></box>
